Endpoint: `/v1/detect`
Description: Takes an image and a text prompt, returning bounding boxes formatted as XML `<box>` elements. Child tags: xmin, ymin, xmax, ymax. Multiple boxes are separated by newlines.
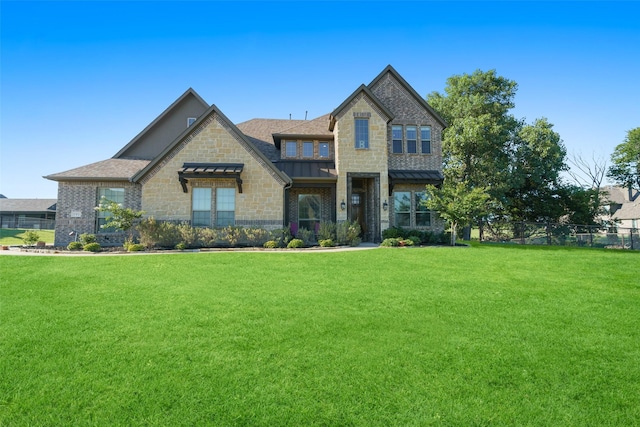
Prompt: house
<box><xmin>0</xmin><ymin>197</ymin><xmax>57</xmax><ymax>229</ymax></box>
<box><xmin>45</xmin><ymin>65</ymin><xmax>446</xmax><ymax>247</ymax></box>
<box><xmin>602</xmin><ymin>185</ymin><xmax>640</xmax><ymax>231</ymax></box>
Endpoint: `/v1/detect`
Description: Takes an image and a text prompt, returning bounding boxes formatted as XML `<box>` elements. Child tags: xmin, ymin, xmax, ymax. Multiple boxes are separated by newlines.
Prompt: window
<box><xmin>192</xmin><ymin>188</ymin><xmax>212</xmax><ymax>227</ymax></box>
<box><xmin>394</xmin><ymin>192</ymin><xmax>411</xmax><ymax>227</ymax></box>
<box><xmin>285</xmin><ymin>141</ymin><xmax>297</xmax><ymax>157</ymax></box>
<box><xmin>406</xmin><ymin>126</ymin><xmax>417</xmax><ymax>153</ymax></box>
<box><xmin>355</xmin><ymin>119</ymin><xmax>369</xmax><ymax>149</ymax></box>
<box><xmin>303</xmin><ymin>141</ymin><xmax>314</xmax><ymax>158</ymax></box>
<box><xmin>97</xmin><ymin>188</ymin><xmax>125</xmax><ymax>231</ymax></box>
<box><xmin>392</xmin><ymin>125</ymin><xmax>403</xmax><ymax>153</ymax></box>
<box><xmin>216</xmin><ymin>188</ymin><xmax>235</xmax><ymax>227</ymax></box>
<box><xmin>415</xmin><ymin>192</ymin><xmax>431</xmax><ymax>226</ymax></box>
<box><xmin>298</xmin><ymin>194</ymin><xmax>321</xmax><ymax>232</ymax></box>
<box><xmin>187</xmin><ymin>117</ymin><xmax>197</xmax><ymax>127</ymax></box>
<box><xmin>319</xmin><ymin>142</ymin><xmax>330</xmax><ymax>158</ymax></box>
<box><xmin>421</xmin><ymin>126</ymin><xmax>431</xmax><ymax>154</ymax></box>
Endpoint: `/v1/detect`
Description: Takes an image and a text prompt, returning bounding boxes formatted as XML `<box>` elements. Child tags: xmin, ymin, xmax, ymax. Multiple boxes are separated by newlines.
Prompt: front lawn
<box><xmin>0</xmin><ymin>228</ymin><xmax>55</xmax><ymax>245</ymax></box>
<box><xmin>1</xmin><ymin>246</ymin><xmax>638</xmax><ymax>425</ymax></box>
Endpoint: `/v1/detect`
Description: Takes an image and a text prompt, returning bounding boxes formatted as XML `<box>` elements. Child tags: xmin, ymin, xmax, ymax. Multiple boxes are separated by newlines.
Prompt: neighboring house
<box><xmin>0</xmin><ymin>198</ymin><xmax>57</xmax><ymax>229</ymax></box>
<box><xmin>602</xmin><ymin>186</ymin><xmax>640</xmax><ymax>230</ymax></box>
<box><xmin>45</xmin><ymin>65</ymin><xmax>446</xmax><ymax>246</ymax></box>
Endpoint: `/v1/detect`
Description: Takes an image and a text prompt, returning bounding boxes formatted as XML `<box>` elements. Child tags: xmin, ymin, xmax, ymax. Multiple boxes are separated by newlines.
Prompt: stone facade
<box><xmin>54</xmin><ymin>181</ymin><xmax>142</xmax><ymax>247</ymax></box>
<box><xmin>140</xmin><ymin>113</ymin><xmax>285</xmax><ymax>227</ymax></box>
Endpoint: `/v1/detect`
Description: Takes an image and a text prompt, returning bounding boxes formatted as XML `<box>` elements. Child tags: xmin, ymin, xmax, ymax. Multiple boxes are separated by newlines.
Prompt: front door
<box><xmin>350</xmin><ymin>192</ymin><xmax>366</xmax><ymax>238</ymax></box>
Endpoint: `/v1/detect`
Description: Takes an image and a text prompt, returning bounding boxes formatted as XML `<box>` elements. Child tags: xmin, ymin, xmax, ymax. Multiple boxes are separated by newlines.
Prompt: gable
<box><xmin>368</xmin><ymin>65</ymin><xmax>446</xmax><ymax>128</ymax></box>
<box><xmin>114</xmin><ymin>88</ymin><xmax>209</xmax><ymax>160</ymax></box>
<box><xmin>133</xmin><ymin>104</ymin><xmax>290</xmax><ymax>187</ymax></box>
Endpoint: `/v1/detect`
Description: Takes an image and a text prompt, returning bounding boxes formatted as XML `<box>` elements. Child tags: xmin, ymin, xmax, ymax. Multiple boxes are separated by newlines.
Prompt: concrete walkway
<box><xmin>0</xmin><ymin>242</ymin><xmax>380</xmax><ymax>256</ymax></box>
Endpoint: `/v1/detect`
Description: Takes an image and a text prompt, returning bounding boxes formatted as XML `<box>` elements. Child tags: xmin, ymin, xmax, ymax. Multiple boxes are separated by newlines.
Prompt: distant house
<box><xmin>45</xmin><ymin>65</ymin><xmax>446</xmax><ymax>247</ymax></box>
<box><xmin>0</xmin><ymin>198</ymin><xmax>57</xmax><ymax>229</ymax></box>
<box><xmin>602</xmin><ymin>185</ymin><xmax>640</xmax><ymax>230</ymax></box>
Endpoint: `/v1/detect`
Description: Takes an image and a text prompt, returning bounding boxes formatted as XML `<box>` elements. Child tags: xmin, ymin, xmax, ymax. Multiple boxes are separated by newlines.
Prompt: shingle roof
<box><xmin>237</xmin><ymin>115</ymin><xmax>334</xmax><ymax>158</ymax></box>
<box><xmin>0</xmin><ymin>198</ymin><xmax>57</xmax><ymax>213</ymax></box>
<box><xmin>612</xmin><ymin>201</ymin><xmax>640</xmax><ymax>220</ymax></box>
<box><xmin>44</xmin><ymin>159</ymin><xmax>150</xmax><ymax>181</ymax></box>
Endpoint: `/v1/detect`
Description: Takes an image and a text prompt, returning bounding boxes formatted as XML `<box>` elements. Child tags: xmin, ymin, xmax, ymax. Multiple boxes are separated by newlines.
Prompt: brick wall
<box><xmin>369</xmin><ymin>73</ymin><xmax>444</xmax><ymax>172</ymax></box>
<box><xmin>54</xmin><ymin>181</ymin><xmax>142</xmax><ymax>247</ymax></box>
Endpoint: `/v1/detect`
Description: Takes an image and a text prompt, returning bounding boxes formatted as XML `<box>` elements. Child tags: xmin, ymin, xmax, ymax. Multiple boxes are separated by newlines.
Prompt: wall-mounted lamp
<box><xmin>383</xmin><ymin>200</ymin><xmax>388</xmax><ymax>211</ymax></box>
<box><xmin>340</xmin><ymin>200</ymin><xmax>346</xmax><ymax>211</ymax></box>
<box><xmin>69</xmin><ymin>230</ymin><xmax>78</xmax><ymax>242</ymax></box>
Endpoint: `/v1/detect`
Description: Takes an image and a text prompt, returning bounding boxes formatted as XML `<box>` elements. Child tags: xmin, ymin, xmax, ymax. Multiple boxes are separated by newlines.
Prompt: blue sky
<box><xmin>1</xmin><ymin>1</ymin><xmax>639</xmax><ymax>198</ymax></box>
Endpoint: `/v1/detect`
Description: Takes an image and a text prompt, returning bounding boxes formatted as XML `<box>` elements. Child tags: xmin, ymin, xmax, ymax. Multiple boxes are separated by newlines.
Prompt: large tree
<box><xmin>607</xmin><ymin>127</ymin><xmax>640</xmax><ymax>191</ymax></box>
<box><xmin>506</xmin><ymin>118</ymin><xmax>568</xmax><ymax>222</ymax></box>
<box><xmin>427</xmin><ymin>69</ymin><xmax>519</xmax><ymax>202</ymax></box>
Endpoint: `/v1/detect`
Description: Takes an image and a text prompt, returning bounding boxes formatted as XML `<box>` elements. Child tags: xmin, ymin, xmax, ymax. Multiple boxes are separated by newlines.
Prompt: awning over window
<box><xmin>388</xmin><ymin>169</ymin><xmax>443</xmax><ymax>195</ymax></box>
<box><xmin>178</xmin><ymin>163</ymin><xmax>244</xmax><ymax>193</ymax></box>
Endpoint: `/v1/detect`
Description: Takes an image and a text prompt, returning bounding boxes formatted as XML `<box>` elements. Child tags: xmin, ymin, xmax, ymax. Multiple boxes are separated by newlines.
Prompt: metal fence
<box><xmin>0</xmin><ymin>218</ymin><xmax>56</xmax><ymax>230</ymax></box>
<box><xmin>480</xmin><ymin>222</ymin><xmax>640</xmax><ymax>251</ymax></box>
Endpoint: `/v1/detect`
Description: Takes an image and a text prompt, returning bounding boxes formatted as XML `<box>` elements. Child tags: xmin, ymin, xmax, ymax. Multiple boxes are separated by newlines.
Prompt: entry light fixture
<box><xmin>340</xmin><ymin>200</ymin><xmax>346</xmax><ymax>211</ymax></box>
<box><xmin>383</xmin><ymin>200</ymin><xmax>389</xmax><ymax>211</ymax></box>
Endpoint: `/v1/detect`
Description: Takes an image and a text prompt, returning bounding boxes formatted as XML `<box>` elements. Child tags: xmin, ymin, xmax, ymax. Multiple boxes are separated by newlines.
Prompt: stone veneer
<box><xmin>333</xmin><ymin>94</ymin><xmax>390</xmax><ymax>238</ymax></box>
<box><xmin>140</xmin><ymin>112</ymin><xmax>286</xmax><ymax>228</ymax></box>
<box><xmin>54</xmin><ymin>181</ymin><xmax>142</xmax><ymax>247</ymax></box>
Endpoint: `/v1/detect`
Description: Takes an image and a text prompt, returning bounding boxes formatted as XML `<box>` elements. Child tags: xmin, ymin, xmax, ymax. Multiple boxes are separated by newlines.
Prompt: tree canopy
<box><xmin>426</xmin><ymin>70</ymin><xmax>584</xmax><ymax>226</ymax></box>
<box><xmin>607</xmin><ymin>127</ymin><xmax>640</xmax><ymax>191</ymax></box>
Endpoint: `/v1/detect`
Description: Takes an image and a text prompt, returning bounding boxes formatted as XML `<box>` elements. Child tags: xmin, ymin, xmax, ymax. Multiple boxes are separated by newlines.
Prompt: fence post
<box><xmin>631</xmin><ymin>228</ymin><xmax>635</xmax><ymax>251</ymax></box>
<box><xmin>589</xmin><ymin>226</ymin><xmax>593</xmax><ymax>247</ymax></box>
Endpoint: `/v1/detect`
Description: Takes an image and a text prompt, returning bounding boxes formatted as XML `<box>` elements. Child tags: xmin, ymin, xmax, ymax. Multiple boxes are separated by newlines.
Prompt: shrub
<box><xmin>382</xmin><ymin>227</ymin><xmax>404</xmax><ymax>239</ymax></box>
<box><xmin>178</xmin><ymin>223</ymin><xmax>199</xmax><ymax>248</ymax></box>
<box><xmin>79</xmin><ymin>233</ymin><xmax>97</xmax><ymax>245</ymax></box>
<box><xmin>336</xmin><ymin>220</ymin><xmax>361</xmax><ymax>246</ymax></box>
<box><xmin>381</xmin><ymin>238</ymin><xmax>400</xmax><ymax>247</ymax></box>
<box><xmin>270</xmin><ymin>228</ymin><xmax>292</xmax><ymax>248</ymax></box>
<box><xmin>319</xmin><ymin>239</ymin><xmax>335</xmax><ymax>248</ymax></box>
<box><xmin>83</xmin><ymin>242</ymin><xmax>101</xmax><ymax>252</ymax></box>
<box><xmin>263</xmin><ymin>240</ymin><xmax>278</xmax><ymax>249</ymax></box>
<box><xmin>296</xmin><ymin>227</ymin><xmax>316</xmax><ymax>246</ymax></box>
<box><xmin>400</xmin><ymin>238</ymin><xmax>415</xmax><ymax>247</ymax></box>
<box><xmin>127</xmin><ymin>243</ymin><xmax>145</xmax><ymax>252</ymax></box>
<box><xmin>287</xmin><ymin>238</ymin><xmax>305</xmax><ymax>249</ymax></box>
<box><xmin>67</xmin><ymin>241</ymin><xmax>83</xmax><ymax>251</ymax></box>
<box><xmin>175</xmin><ymin>242</ymin><xmax>187</xmax><ymax>250</ymax></box>
<box><xmin>22</xmin><ymin>230</ymin><xmax>40</xmax><ymax>246</ymax></box>
<box><xmin>317</xmin><ymin>222</ymin><xmax>336</xmax><ymax>241</ymax></box>
<box><xmin>407</xmin><ymin>235</ymin><xmax>422</xmax><ymax>246</ymax></box>
<box><xmin>221</xmin><ymin>226</ymin><xmax>244</xmax><ymax>247</ymax></box>
<box><xmin>245</xmin><ymin>228</ymin><xmax>271</xmax><ymax>247</ymax></box>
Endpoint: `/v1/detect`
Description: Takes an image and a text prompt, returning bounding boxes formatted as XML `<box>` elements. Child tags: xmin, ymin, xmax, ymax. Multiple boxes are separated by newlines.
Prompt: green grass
<box><xmin>1</xmin><ymin>246</ymin><xmax>639</xmax><ymax>425</ymax></box>
<box><xmin>0</xmin><ymin>228</ymin><xmax>55</xmax><ymax>245</ymax></box>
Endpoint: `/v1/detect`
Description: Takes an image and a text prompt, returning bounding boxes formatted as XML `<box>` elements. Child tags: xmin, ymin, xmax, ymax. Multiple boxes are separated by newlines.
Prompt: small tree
<box><xmin>22</xmin><ymin>230</ymin><xmax>40</xmax><ymax>246</ymax></box>
<box><xmin>95</xmin><ymin>198</ymin><xmax>144</xmax><ymax>243</ymax></box>
<box><xmin>424</xmin><ymin>182</ymin><xmax>490</xmax><ymax>245</ymax></box>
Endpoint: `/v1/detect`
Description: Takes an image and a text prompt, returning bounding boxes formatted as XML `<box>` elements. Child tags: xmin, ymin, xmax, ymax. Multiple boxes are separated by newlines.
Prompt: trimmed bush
<box><xmin>263</xmin><ymin>240</ymin><xmax>278</xmax><ymax>249</ymax></box>
<box><xmin>381</xmin><ymin>238</ymin><xmax>401</xmax><ymax>247</ymax></box>
<box><xmin>127</xmin><ymin>243</ymin><xmax>145</xmax><ymax>252</ymax></box>
<box><xmin>287</xmin><ymin>238</ymin><xmax>305</xmax><ymax>249</ymax></box>
<box><xmin>79</xmin><ymin>233</ymin><xmax>97</xmax><ymax>245</ymax></box>
<box><xmin>319</xmin><ymin>239</ymin><xmax>335</xmax><ymax>248</ymax></box>
<box><xmin>175</xmin><ymin>242</ymin><xmax>187</xmax><ymax>250</ymax></box>
<box><xmin>67</xmin><ymin>241</ymin><xmax>83</xmax><ymax>251</ymax></box>
<box><xmin>83</xmin><ymin>242</ymin><xmax>101</xmax><ymax>252</ymax></box>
